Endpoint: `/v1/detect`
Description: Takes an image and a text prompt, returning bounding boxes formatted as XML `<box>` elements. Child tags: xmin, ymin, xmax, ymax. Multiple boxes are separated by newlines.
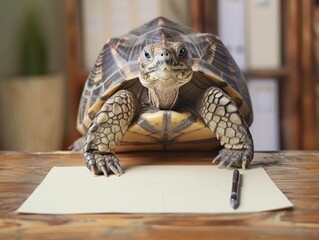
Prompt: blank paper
<box><xmin>17</xmin><ymin>166</ymin><xmax>293</xmax><ymax>214</ymax></box>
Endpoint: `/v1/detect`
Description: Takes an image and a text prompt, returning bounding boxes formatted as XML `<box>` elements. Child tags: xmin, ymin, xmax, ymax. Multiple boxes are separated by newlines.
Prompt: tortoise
<box><xmin>75</xmin><ymin>17</ymin><xmax>254</xmax><ymax>177</ymax></box>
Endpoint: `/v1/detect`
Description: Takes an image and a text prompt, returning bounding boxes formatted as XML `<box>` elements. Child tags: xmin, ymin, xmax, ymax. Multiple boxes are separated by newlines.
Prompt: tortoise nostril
<box><xmin>159</xmin><ymin>48</ymin><xmax>170</xmax><ymax>58</ymax></box>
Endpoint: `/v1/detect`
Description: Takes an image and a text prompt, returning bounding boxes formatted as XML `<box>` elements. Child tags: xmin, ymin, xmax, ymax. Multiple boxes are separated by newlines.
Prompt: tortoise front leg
<box><xmin>84</xmin><ymin>90</ymin><xmax>137</xmax><ymax>176</ymax></box>
<box><xmin>197</xmin><ymin>87</ymin><xmax>254</xmax><ymax>169</ymax></box>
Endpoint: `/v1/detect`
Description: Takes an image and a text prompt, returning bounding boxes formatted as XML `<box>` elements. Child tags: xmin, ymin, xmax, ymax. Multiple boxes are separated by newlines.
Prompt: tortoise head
<box><xmin>138</xmin><ymin>41</ymin><xmax>193</xmax><ymax>109</ymax></box>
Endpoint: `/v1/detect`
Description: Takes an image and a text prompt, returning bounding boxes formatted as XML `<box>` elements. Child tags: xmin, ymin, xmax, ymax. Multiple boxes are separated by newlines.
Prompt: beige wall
<box><xmin>0</xmin><ymin>0</ymin><xmax>67</xmax><ymax>78</ymax></box>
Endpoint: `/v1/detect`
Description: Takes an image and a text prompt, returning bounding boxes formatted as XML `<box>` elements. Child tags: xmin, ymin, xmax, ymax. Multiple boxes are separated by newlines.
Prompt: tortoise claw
<box><xmin>109</xmin><ymin>164</ymin><xmax>120</xmax><ymax>176</ymax></box>
<box><xmin>115</xmin><ymin>162</ymin><xmax>124</xmax><ymax>174</ymax></box>
<box><xmin>242</xmin><ymin>160</ymin><xmax>247</xmax><ymax>170</ymax></box>
<box><xmin>90</xmin><ymin>165</ymin><xmax>99</xmax><ymax>176</ymax></box>
<box><xmin>226</xmin><ymin>160</ymin><xmax>234</xmax><ymax>169</ymax></box>
<box><xmin>226</xmin><ymin>156</ymin><xmax>240</xmax><ymax>169</ymax></box>
<box><xmin>108</xmin><ymin>161</ymin><xmax>124</xmax><ymax>176</ymax></box>
<box><xmin>212</xmin><ymin>154</ymin><xmax>222</xmax><ymax>163</ymax></box>
<box><xmin>218</xmin><ymin>154</ymin><xmax>231</xmax><ymax>168</ymax></box>
<box><xmin>100</xmin><ymin>165</ymin><xmax>108</xmax><ymax>177</ymax></box>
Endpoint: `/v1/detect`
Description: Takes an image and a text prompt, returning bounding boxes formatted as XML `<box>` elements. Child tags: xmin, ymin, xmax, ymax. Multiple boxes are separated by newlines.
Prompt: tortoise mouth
<box><xmin>140</xmin><ymin>68</ymin><xmax>193</xmax><ymax>87</ymax></box>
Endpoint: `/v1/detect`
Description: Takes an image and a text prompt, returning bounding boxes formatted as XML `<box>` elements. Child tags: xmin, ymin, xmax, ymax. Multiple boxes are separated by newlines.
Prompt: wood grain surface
<box><xmin>1</xmin><ymin>151</ymin><xmax>319</xmax><ymax>239</ymax></box>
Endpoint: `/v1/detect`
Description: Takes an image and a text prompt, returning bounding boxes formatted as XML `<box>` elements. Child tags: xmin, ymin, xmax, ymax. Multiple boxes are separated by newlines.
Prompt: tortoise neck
<box><xmin>148</xmin><ymin>85</ymin><xmax>180</xmax><ymax>110</ymax></box>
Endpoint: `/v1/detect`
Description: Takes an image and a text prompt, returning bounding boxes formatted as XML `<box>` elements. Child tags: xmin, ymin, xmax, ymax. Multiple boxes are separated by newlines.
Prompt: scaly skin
<box><xmin>197</xmin><ymin>87</ymin><xmax>254</xmax><ymax>168</ymax></box>
<box><xmin>83</xmin><ymin>90</ymin><xmax>137</xmax><ymax>176</ymax></box>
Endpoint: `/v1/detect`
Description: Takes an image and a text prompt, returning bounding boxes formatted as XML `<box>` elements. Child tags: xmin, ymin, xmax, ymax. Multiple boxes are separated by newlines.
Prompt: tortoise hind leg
<box><xmin>69</xmin><ymin>137</ymin><xmax>85</xmax><ymax>151</ymax></box>
<box><xmin>84</xmin><ymin>90</ymin><xmax>137</xmax><ymax>176</ymax></box>
<box><xmin>197</xmin><ymin>87</ymin><xmax>254</xmax><ymax>169</ymax></box>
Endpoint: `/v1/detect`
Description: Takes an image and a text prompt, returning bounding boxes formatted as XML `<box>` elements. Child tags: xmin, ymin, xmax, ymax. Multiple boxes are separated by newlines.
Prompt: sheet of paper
<box><xmin>17</xmin><ymin>166</ymin><xmax>293</xmax><ymax>214</ymax></box>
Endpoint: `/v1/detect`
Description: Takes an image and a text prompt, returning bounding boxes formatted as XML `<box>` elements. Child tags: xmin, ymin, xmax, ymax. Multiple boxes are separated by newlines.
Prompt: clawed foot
<box><xmin>84</xmin><ymin>152</ymin><xmax>124</xmax><ymax>177</ymax></box>
<box><xmin>213</xmin><ymin>148</ymin><xmax>253</xmax><ymax>169</ymax></box>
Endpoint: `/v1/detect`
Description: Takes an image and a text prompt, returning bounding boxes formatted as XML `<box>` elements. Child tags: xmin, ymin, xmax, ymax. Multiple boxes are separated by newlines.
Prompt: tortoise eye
<box><xmin>178</xmin><ymin>47</ymin><xmax>186</xmax><ymax>58</ymax></box>
<box><xmin>144</xmin><ymin>50</ymin><xmax>152</xmax><ymax>60</ymax></box>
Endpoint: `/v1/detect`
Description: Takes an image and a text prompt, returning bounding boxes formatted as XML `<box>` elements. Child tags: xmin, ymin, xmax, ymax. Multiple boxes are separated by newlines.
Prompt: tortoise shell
<box><xmin>77</xmin><ymin>17</ymin><xmax>253</xmax><ymax>151</ymax></box>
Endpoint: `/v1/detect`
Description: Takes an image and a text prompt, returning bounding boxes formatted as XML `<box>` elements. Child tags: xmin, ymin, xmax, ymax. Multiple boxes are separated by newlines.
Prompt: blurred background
<box><xmin>0</xmin><ymin>0</ymin><xmax>318</xmax><ymax>152</ymax></box>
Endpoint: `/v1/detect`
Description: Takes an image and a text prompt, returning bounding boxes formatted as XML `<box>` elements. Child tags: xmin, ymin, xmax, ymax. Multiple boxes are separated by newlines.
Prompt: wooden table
<box><xmin>1</xmin><ymin>151</ymin><xmax>319</xmax><ymax>239</ymax></box>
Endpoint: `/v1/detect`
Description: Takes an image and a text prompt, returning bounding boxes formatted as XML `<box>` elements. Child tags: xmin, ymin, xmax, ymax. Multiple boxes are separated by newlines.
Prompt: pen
<box><xmin>230</xmin><ymin>169</ymin><xmax>240</xmax><ymax>209</ymax></box>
